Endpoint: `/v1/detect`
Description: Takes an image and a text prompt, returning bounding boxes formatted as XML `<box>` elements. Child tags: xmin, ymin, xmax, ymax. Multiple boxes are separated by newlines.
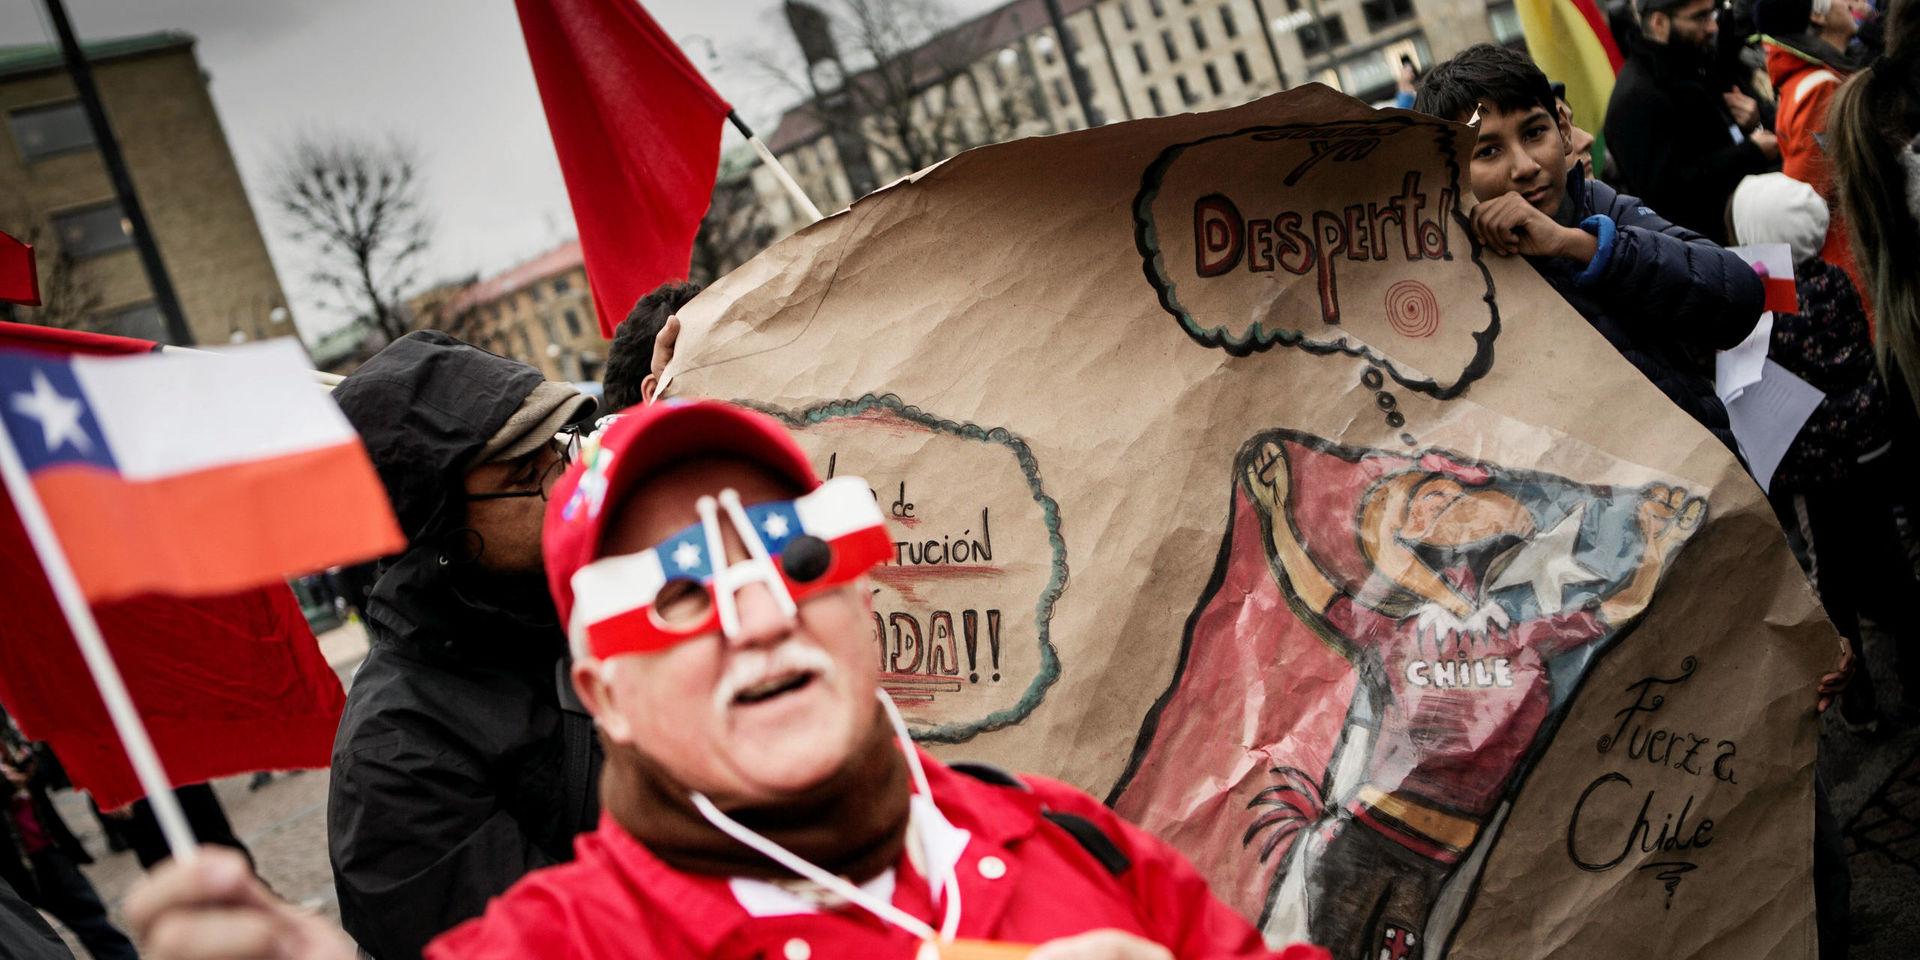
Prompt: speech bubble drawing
<box><xmin>1134</xmin><ymin>114</ymin><xmax>1500</xmax><ymax>398</ymax></box>
<box><xmin>742</xmin><ymin>394</ymin><xmax>1067</xmax><ymax>742</ymax></box>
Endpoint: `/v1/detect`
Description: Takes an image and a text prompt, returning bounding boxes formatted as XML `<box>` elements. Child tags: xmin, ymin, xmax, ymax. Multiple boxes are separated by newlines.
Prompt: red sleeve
<box><xmin>1782</xmin><ymin>78</ymin><xmax>1840</xmax><ymax>193</ymax></box>
<box><xmin>1023</xmin><ymin>776</ymin><xmax>1330</xmax><ymax>960</ymax></box>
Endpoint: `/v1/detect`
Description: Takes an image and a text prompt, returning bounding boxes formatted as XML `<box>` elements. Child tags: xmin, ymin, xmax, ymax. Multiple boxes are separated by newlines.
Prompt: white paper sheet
<box><xmin>1726</xmin><ymin>358</ymin><xmax>1826</xmax><ymax>492</ymax></box>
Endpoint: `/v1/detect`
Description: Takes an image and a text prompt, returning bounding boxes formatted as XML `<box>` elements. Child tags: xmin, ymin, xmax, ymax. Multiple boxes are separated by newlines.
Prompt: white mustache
<box><xmin>713</xmin><ymin>641</ymin><xmax>836</xmax><ymax>712</ymax></box>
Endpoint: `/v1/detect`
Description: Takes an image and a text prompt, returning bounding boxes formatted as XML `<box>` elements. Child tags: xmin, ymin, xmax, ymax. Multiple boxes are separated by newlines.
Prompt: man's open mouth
<box><xmin>732</xmin><ymin>670</ymin><xmax>816</xmax><ymax>706</ymax></box>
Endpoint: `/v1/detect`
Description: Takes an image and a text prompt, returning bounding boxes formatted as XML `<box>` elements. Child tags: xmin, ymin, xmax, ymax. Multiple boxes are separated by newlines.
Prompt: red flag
<box><xmin>0</xmin><ymin>321</ymin><xmax>349</xmax><ymax>808</ymax></box>
<box><xmin>516</xmin><ymin>0</ymin><xmax>732</xmax><ymax>338</ymax></box>
<box><xmin>0</xmin><ymin>230</ymin><xmax>40</xmax><ymax>306</ymax></box>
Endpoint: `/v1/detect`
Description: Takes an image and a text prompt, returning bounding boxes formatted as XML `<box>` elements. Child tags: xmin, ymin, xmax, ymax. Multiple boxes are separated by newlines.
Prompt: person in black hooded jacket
<box><xmin>1604</xmin><ymin>0</ymin><xmax>1782</xmax><ymax>244</ymax></box>
<box><xmin>327</xmin><ymin>331</ymin><xmax>601</xmax><ymax>960</ymax></box>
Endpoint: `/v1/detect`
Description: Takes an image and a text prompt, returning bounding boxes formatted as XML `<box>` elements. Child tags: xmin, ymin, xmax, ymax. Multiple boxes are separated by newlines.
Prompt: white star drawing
<box><xmin>9</xmin><ymin>370</ymin><xmax>91</xmax><ymax>456</ymax></box>
<box><xmin>1485</xmin><ymin>504</ymin><xmax>1605</xmax><ymax>614</ymax></box>
<box><xmin>761</xmin><ymin>513</ymin><xmax>790</xmax><ymax>540</ymax></box>
<box><xmin>671</xmin><ymin>541</ymin><xmax>702</xmax><ymax>572</ymax></box>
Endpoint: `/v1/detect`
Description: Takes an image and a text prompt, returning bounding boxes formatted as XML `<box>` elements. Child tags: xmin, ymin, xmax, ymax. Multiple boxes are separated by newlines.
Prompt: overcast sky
<box><xmin>0</xmin><ymin>0</ymin><xmax>1002</xmax><ymax>341</ymax></box>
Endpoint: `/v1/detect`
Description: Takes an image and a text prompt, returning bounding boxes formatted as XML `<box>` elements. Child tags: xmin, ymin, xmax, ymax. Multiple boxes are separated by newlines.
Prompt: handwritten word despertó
<box><xmin>1192</xmin><ymin>171</ymin><xmax>1454</xmax><ymax>326</ymax></box>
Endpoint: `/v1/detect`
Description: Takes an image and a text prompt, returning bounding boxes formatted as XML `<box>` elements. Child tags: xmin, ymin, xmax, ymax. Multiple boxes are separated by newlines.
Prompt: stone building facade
<box><xmin>0</xmin><ymin>32</ymin><xmax>292</xmax><ymax>346</ymax></box>
<box><xmin>417</xmin><ymin>241</ymin><xmax>605</xmax><ymax>384</ymax></box>
<box><xmin>756</xmin><ymin>0</ymin><xmax>1519</xmax><ymax>238</ymax></box>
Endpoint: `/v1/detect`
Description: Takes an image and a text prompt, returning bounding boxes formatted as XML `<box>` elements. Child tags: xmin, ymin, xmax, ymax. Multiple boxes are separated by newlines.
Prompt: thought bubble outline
<box><xmin>737</xmin><ymin>393</ymin><xmax>1067</xmax><ymax>743</ymax></box>
<box><xmin>1132</xmin><ymin>114</ymin><xmax>1501</xmax><ymax>400</ymax></box>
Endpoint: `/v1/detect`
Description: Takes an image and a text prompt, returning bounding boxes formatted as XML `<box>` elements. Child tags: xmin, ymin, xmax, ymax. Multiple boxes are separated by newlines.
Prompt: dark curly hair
<box><xmin>603</xmin><ymin>281</ymin><xmax>702</xmax><ymax>414</ymax></box>
<box><xmin>1413</xmin><ymin>43</ymin><xmax>1557</xmax><ymax>125</ymax></box>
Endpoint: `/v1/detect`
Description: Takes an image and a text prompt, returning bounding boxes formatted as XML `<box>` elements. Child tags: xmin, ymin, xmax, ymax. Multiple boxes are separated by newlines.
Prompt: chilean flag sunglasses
<box><xmin>568</xmin><ymin>477</ymin><xmax>892</xmax><ymax>659</ymax></box>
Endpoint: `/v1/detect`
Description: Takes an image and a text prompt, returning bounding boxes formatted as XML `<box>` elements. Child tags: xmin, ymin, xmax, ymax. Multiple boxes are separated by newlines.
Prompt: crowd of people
<box><xmin>5</xmin><ymin>0</ymin><xmax>1920</xmax><ymax>956</ymax></box>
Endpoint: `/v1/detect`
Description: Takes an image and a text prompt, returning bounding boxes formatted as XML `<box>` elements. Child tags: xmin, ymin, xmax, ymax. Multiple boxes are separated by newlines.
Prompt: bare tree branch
<box><xmin>754</xmin><ymin>0</ymin><xmax>1044</xmax><ymax>188</ymax></box>
<box><xmin>270</xmin><ymin>134</ymin><xmax>432</xmax><ymax>342</ymax></box>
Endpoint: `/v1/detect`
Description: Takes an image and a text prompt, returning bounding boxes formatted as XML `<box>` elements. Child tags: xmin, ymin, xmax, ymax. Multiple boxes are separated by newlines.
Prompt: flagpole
<box><xmin>0</xmin><ymin>424</ymin><xmax>198</xmax><ymax>859</ymax></box>
<box><xmin>728</xmin><ymin>111</ymin><xmax>824</xmax><ymax>224</ymax></box>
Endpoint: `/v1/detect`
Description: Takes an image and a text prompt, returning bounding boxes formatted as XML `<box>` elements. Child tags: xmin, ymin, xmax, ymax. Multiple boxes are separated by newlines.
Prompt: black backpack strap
<box><xmin>1039</xmin><ymin>810</ymin><xmax>1132</xmax><ymax>877</ymax></box>
<box><xmin>948</xmin><ymin>761</ymin><xmax>1029</xmax><ymax>790</ymax></box>
<box><xmin>948</xmin><ymin>761</ymin><xmax>1131</xmax><ymax>877</ymax></box>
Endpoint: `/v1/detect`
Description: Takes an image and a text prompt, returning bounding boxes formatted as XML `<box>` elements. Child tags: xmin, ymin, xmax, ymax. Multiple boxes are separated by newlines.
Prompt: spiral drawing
<box><xmin>1384</xmin><ymin>280</ymin><xmax>1440</xmax><ymax>339</ymax></box>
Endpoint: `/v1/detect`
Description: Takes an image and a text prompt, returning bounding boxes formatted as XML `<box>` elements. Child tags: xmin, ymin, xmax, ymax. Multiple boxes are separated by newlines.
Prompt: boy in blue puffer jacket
<box><xmin>1414</xmin><ymin>44</ymin><xmax>1765</xmax><ymax>453</ymax></box>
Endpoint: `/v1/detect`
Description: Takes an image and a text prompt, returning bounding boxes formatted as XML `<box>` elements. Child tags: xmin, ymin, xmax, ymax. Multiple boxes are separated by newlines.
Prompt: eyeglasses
<box><xmin>466</xmin><ymin>431</ymin><xmax>581</xmax><ymax>503</ymax></box>
<box><xmin>1679</xmin><ymin>6</ymin><xmax>1720</xmax><ymax>23</ymax></box>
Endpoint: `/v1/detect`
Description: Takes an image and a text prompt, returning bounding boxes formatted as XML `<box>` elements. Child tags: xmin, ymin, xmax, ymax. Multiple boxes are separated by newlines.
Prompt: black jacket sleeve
<box><xmin>1579</xmin><ymin>189</ymin><xmax>1766</xmax><ymax>352</ymax></box>
<box><xmin>1604</xmin><ymin>84</ymin><xmax>1771</xmax><ymax>218</ymax></box>
<box><xmin>329</xmin><ymin>719</ymin><xmax>556</xmax><ymax>960</ymax></box>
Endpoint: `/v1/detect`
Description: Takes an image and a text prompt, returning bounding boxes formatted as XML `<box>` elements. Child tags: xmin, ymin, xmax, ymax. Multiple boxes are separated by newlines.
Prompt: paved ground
<box><xmin>33</xmin><ymin>619</ymin><xmax>1920</xmax><ymax>958</ymax></box>
<box><xmin>1822</xmin><ymin>621</ymin><xmax>1920</xmax><ymax>960</ymax></box>
<box><xmin>44</xmin><ymin>622</ymin><xmax>367</xmax><ymax>956</ymax></box>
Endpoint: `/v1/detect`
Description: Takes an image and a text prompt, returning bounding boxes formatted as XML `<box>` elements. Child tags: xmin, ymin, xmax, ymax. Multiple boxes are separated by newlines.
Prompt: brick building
<box><xmin>0</xmin><ymin>32</ymin><xmax>292</xmax><ymax>346</ymax></box>
<box><xmin>418</xmin><ymin>241</ymin><xmax>605</xmax><ymax>384</ymax></box>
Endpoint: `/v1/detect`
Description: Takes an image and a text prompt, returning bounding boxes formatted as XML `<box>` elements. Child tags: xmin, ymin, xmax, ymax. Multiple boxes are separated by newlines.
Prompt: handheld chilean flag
<box><xmin>517</xmin><ymin>0</ymin><xmax>732</xmax><ymax>338</ymax></box>
<box><xmin>0</xmin><ymin>339</ymin><xmax>402</xmax><ymax>602</ymax></box>
<box><xmin>0</xmin><ymin>326</ymin><xmax>396</xmax><ymax>809</ymax></box>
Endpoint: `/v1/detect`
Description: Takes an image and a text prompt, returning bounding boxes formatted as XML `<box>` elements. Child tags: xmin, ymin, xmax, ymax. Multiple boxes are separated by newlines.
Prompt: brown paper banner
<box><xmin>667</xmin><ymin>85</ymin><xmax>1831</xmax><ymax>960</ymax></box>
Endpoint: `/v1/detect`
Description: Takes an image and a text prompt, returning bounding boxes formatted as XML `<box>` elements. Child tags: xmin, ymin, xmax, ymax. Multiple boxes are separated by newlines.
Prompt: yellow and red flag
<box><xmin>1517</xmin><ymin>0</ymin><xmax>1623</xmax><ymax>159</ymax></box>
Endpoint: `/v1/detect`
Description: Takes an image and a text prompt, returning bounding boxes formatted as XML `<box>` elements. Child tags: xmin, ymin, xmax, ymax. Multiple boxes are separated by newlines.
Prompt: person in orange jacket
<box><xmin>126</xmin><ymin>400</ymin><xmax>1330</xmax><ymax>960</ymax></box>
<box><xmin>1756</xmin><ymin>0</ymin><xmax>1872</xmax><ymax>297</ymax></box>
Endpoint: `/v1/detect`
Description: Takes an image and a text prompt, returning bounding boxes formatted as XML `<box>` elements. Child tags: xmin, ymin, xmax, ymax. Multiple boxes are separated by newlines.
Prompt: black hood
<box><xmin>334</xmin><ymin>330</ymin><xmax>544</xmax><ymax>545</ymax></box>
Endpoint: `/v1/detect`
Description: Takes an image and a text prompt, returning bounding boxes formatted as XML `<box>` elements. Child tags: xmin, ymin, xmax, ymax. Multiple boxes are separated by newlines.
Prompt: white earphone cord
<box><xmin>690</xmin><ymin>690</ymin><xmax>961</xmax><ymax>943</ymax></box>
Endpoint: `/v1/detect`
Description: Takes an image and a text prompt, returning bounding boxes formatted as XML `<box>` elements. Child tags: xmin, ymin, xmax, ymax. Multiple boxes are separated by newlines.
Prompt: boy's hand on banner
<box><xmin>1817</xmin><ymin>637</ymin><xmax>1856</xmax><ymax>713</ymax></box>
<box><xmin>126</xmin><ymin>848</ymin><xmax>356</xmax><ymax>960</ymax></box>
<box><xmin>1470</xmin><ymin>193</ymin><xmax>1597</xmax><ymax>263</ymax></box>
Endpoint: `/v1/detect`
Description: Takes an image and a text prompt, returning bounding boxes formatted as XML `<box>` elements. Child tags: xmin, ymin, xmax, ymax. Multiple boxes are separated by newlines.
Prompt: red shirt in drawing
<box><xmin>1323</xmin><ymin>566</ymin><xmax>1606</xmax><ymax>819</ymax></box>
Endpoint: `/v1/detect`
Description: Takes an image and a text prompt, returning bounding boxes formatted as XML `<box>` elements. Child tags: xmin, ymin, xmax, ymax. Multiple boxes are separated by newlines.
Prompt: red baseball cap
<box><xmin>542</xmin><ymin>399</ymin><xmax>821</xmax><ymax>631</ymax></box>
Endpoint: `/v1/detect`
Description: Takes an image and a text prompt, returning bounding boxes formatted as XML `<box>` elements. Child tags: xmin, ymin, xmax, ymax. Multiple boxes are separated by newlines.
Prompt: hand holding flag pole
<box><xmin>0</xmin><ymin>340</ymin><xmax>403</xmax><ymax>861</ymax></box>
<box><xmin>0</xmin><ymin>410</ymin><xmax>200</xmax><ymax>858</ymax></box>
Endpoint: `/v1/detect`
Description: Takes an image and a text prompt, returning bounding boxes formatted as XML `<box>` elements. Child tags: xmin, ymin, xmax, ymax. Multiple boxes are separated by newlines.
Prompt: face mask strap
<box><xmin>696</xmin><ymin>490</ymin><xmax>800</xmax><ymax>640</ymax></box>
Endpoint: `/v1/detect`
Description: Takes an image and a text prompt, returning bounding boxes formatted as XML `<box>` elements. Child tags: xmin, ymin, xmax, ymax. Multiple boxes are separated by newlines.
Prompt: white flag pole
<box><xmin>0</xmin><ymin>420</ymin><xmax>198</xmax><ymax>859</ymax></box>
<box><xmin>728</xmin><ymin>111</ymin><xmax>825</xmax><ymax>224</ymax></box>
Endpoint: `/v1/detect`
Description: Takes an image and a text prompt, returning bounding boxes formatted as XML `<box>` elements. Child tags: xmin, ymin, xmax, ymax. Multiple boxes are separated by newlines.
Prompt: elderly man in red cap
<box><xmin>126</xmin><ymin>400</ymin><xmax>1327</xmax><ymax>960</ymax></box>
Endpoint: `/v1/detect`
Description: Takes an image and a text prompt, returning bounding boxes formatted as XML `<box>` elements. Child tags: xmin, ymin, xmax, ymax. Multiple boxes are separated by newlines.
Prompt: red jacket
<box><xmin>427</xmin><ymin>753</ymin><xmax>1318</xmax><ymax>960</ymax></box>
<box><xmin>1765</xmin><ymin>40</ymin><xmax>1869</xmax><ymax>310</ymax></box>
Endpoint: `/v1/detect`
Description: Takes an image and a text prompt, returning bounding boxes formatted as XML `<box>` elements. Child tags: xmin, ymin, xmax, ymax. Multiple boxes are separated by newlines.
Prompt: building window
<box><xmin>1148</xmin><ymin>86</ymin><xmax>1166</xmax><ymax>113</ymax></box>
<box><xmin>1041</xmin><ymin>36</ymin><xmax>1057</xmax><ymax>64</ymax></box>
<box><xmin>1176</xmin><ymin>73</ymin><xmax>1198</xmax><ymax>105</ymax></box>
<box><xmin>1162</xmin><ymin>29</ymin><xmax>1179</xmax><ymax>60</ymax></box>
<box><xmin>1298</xmin><ymin>16</ymin><xmax>1348</xmax><ymax>56</ymax></box>
<box><xmin>1120</xmin><ymin>1</ymin><xmax>1136</xmax><ymax>29</ymax></box>
<box><xmin>94</xmin><ymin>301</ymin><xmax>164</xmax><ymax>341</ymax></box>
<box><xmin>1191</xmin><ymin>17</ymin><xmax>1209</xmax><ymax>49</ymax></box>
<box><xmin>564</xmin><ymin>308</ymin><xmax>582</xmax><ymax>337</ymax></box>
<box><xmin>1205</xmin><ymin>62</ymin><xmax>1224</xmax><ymax>95</ymax></box>
<box><xmin>1134</xmin><ymin>41</ymin><xmax>1151</xmax><ymax>72</ymax></box>
<box><xmin>1149</xmin><ymin>0</ymin><xmax>1164</xmax><ymax>17</ymax></box>
<box><xmin>1488</xmin><ymin>1</ymin><xmax>1525</xmax><ymax>43</ymax></box>
<box><xmin>1235</xmin><ymin>50</ymin><xmax>1255</xmax><ymax>83</ymax></box>
<box><xmin>1053</xmin><ymin>77</ymin><xmax>1071</xmax><ymax>107</ymax></box>
<box><xmin>8</xmin><ymin>101</ymin><xmax>92</xmax><ymax>161</ymax></box>
<box><xmin>554</xmin><ymin>275</ymin><xmax>572</xmax><ymax>295</ymax></box>
<box><xmin>52</xmin><ymin>201</ymin><xmax>131</xmax><ymax>258</ymax></box>
<box><xmin>1221</xmin><ymin>5</ymin><xmax>1240</xmax><ymax>37</ymax></box>
<box><xmin>1361</xmin><ymin>0</ymin><xmax>1416</xmax><ymax>31</ymax></box>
